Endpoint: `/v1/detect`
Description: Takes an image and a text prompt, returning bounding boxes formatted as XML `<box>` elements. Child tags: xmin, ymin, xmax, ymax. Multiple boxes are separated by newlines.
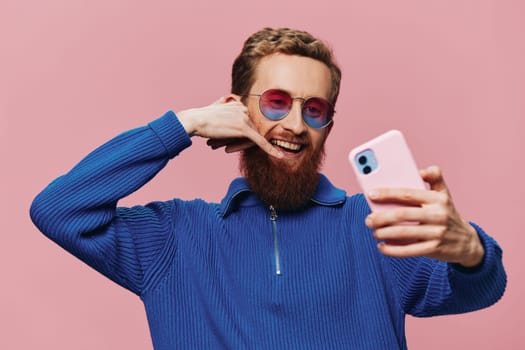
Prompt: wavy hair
<box><xmin>231</xmin><ymin>27</ymin><xmax>341</xmax><ymax>105</ymax></box>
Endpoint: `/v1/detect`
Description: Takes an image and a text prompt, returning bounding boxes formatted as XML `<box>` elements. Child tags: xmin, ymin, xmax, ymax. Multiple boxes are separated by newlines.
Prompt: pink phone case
<box><xmin>348</xmin><ymin>130</ymin><xmax>426</xmax><ymax>213</ymax></box>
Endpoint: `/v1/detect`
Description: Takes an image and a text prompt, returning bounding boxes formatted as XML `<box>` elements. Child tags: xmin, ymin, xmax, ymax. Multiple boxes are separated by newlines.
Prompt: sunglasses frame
<box><xmin>245</xmin><ymin>89</ymin><xmax>335</xmax><ymax>129</ymax></box>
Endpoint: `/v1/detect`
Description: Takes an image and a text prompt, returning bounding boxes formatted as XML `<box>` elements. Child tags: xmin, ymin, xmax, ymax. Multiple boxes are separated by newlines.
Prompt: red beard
<box><xmin>239</xmin><ymin>142</ymin><xmax>325</xmax><ymax>211</ymax></box>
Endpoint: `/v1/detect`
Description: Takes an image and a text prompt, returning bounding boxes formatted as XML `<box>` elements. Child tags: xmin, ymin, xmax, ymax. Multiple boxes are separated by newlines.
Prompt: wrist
<box><xmin>459</xmin><ymin>223</ymin><xmax>485</xmax><ymax>268</ymax></box>
<box><xmin>177</xmin><ymin>109</ymin><xmax>200</xmax><ymax>137</ymax></box>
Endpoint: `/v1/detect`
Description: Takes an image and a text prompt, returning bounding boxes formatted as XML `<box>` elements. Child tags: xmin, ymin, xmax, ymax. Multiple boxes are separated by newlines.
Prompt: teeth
<box><xmin>271</xmin><ymin>139</ymin><xmax>302</xmax><ymax>151</ymax></box>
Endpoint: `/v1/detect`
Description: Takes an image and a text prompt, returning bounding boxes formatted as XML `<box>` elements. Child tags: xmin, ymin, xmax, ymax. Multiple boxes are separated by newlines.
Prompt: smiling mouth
<box><xmin>271</xmin><ymin>139</ymin><xmax>304</xmax><ymax>153</ymax></box>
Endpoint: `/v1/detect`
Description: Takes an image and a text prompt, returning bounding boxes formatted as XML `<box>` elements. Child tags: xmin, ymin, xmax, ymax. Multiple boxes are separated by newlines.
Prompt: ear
<box><xmin>224</xmin><ymin>94</ymin><xmax>242</xmax><ymax>103</ymax></box>
<box><xmin>324</xmin><ymin>121</ymin><xmax>334</xmax><ymax>139</ymax></box>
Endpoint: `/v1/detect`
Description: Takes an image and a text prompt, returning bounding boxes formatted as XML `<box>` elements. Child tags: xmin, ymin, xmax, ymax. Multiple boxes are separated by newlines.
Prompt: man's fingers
<box><xmin>377</xmin><ymin>239</ymin><xmax>440</xmax><ymax>258</ymax></box>
<box><xmin>207</xmin><ymin>138</ymin><xmax>255</xmax><ymax>152</ymax></box>
<box><xmin>200</xmin><ymin>101</ymin><xmax>283</xmax><ymax>158</ymax></box>
<box><xmin>225</xmin><ymin>140</ymin><xmax>256</xmax><ymax>153</ymax></box>
<box><xmin>366</xmin><ymin>205</ymin><xmax>447</xmax><ymax>228</ymax></box>
<box><xmin>367</xmin><ymin>187</ymin><xmax>448</xmax><ymax>206</ymax></box>
<box><xmin>208</xmin><ymin>132</ymin><xmax>283</xmax><ymax>158</ymax></box>
<box><xmin>207</xmin><ymin>138</ymin><xmax>243</xmax><ymax>149</ymax></box>
<box><xmin>373</xmin><ymin>224</ymin><xmax>446</xmax><ymax>241</ymax></box>
<box><xmin>420</xmin><ymin>165</ymin><xmax>450</xmax><ymax>193</ymax></box>
<box><xmin>243</xmin><ymin>128</ymin><xmax>284</xmax><ymax>159</ymax></box>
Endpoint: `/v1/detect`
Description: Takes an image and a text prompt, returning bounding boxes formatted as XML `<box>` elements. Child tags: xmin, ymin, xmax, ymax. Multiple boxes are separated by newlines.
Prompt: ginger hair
<box><xmin>231</xmin><ymin>27</ymin><xmax>342</xmax><ymax>105</ymax></box>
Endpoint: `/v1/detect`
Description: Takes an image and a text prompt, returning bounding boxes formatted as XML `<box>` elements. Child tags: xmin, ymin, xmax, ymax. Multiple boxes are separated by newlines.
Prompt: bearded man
<box><xmin>31</xmin><ymin>28</ymin><xmax>506</xmax><ymax>349</ymax></box>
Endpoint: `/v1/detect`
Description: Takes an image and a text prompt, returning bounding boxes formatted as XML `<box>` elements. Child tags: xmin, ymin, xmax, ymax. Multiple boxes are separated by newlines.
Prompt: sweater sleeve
<box><xmin>387</xmin><ymin>222</ymin><xmax>507</xmax><ymax>317</ymax></box>
<box><xmin>30</xmin><ymin>111</ymin><xmax>192</xmax><ymax>295</ymax></box>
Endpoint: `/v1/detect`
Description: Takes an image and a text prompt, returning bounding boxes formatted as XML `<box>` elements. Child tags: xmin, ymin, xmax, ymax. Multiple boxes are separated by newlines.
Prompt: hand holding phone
<box><xmin>348</xmin><ymin>130</ymin><xmax>484</xmax><ymax>266</ymax></box>
<box><xmin>349</xmin><ymin>130</ymin><xmax>426</xmax><ymax>213</ymax></box>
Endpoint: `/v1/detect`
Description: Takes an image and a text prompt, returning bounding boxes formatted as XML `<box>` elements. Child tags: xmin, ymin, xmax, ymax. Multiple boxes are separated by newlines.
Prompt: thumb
<box><xmin>420</xmin><ymin>165</ymin><xmax>449</xmax><ymax>193</ymax></box>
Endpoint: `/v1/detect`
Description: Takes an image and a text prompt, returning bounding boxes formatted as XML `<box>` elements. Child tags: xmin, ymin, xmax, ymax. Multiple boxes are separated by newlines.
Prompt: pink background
<box><xmin>2</xmin><ymin>0</ymin><xmax>523</xmax><ymax>348</ymax></box>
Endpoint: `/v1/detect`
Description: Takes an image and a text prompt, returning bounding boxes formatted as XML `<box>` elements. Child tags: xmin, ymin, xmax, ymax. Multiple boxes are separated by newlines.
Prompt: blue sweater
<box><xmin>30</xmin><ymin>111</ymin><xmax>506</xmax><ymax>349</ymax></box>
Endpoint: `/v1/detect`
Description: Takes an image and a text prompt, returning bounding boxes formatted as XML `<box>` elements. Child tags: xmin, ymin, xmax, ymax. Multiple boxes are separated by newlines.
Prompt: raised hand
<box><xmin>365</xmin><ymin>166</ymin><xmax>485</xmax><ymax>267</ymax></box>
<box><xmin>178</xmin><ymin>96</ymin><xmax>283</xmax><ymax>159</ymax></box>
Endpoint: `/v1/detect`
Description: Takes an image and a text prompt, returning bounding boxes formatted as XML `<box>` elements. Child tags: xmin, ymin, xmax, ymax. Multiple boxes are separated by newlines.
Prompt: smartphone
<box><xmin>348</xmin><ymin>130</ymin><xmax>426</xmax><ymax>213</ymax></box>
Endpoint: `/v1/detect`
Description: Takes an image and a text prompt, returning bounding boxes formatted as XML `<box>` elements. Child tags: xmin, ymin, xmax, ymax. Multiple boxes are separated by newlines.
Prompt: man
<box><xmin>31</xmin><ymin>28</ymin><xmax>506</xmax><ymax>349</ymax></box>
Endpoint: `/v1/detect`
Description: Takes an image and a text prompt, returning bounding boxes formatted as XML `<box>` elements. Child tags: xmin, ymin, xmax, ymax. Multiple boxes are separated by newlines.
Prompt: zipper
<box><xmin>269</xmin><ymin>205</ymin><xmax>282</xmax><ymax>276</ymax></box>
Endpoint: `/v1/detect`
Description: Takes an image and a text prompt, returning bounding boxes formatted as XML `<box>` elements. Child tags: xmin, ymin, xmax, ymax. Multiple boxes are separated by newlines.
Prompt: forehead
<box><xmin>251</xmin><ymin>53</ymin><xmax>332</xmax><ymax>99</ymax></box>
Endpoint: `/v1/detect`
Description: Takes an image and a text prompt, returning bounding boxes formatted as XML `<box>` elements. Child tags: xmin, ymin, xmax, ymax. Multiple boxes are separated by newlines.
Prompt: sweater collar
<box><xmin>220</xmin><ymin>174</ymin><xmax>346</xmax><ymax>217</ymax></box>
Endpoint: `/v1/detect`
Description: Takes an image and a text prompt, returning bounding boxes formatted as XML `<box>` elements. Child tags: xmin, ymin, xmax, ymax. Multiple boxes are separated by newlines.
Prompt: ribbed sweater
<box><xmin>30</xmin><ymin>111</ymin><xmax>506</xmax><ymax>349</ymax></box>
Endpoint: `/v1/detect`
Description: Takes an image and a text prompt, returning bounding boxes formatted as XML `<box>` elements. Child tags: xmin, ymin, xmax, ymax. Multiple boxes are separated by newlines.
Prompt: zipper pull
<box><xmin>269</xmin><ymin>205</ymin><xmax>281</xmax><ymax>275</ymax></box>
<box><xmin>269</xmin><ymin>205</ymin><xmax>278</xmax><ymax>221</ymax></box>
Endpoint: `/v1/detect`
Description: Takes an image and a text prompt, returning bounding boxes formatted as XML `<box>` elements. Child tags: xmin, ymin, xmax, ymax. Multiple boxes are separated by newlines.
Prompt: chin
<box><xmin>272</xmin><ymin>158</ymin><xmax>304</xmax><ymax>173</ymax></box>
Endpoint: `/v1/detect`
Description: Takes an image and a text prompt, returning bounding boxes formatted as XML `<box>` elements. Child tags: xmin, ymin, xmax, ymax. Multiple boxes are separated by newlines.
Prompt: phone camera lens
<box><xmin>358</xmin><ymin>155</ymin><xmax>367</xmax><ymax>165</ymax></box>
<box><xmin>363</xmin><ymin>166</ymin><xmax>372</xmax><ymax>174</ymax></box>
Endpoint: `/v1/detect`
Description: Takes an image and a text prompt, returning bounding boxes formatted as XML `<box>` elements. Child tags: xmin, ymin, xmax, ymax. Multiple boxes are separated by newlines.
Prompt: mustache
<box><xmin>265</xmin><ymin>131</ymin><xmax>310</xmax><ymax>144</ymax></box>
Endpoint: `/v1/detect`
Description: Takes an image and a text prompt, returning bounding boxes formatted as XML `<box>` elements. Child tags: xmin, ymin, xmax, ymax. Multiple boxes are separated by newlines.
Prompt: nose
<box><xmin>281</xmin><ymin>99</ymin><xmax>307</xmax><ymax>135</ymax></box>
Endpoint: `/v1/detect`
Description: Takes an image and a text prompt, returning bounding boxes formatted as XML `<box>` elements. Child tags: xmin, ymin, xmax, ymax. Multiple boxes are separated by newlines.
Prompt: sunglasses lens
<box><xmin>303</xmin><ymin>98</ymin><xmax>333</xmax><ymax>128</ymax></box>
<box><xmin>258</xmin><ymin>89</ymin><xmax>333</xmax><ymax>128</ymax></box>
<box><xmin>260</xmin><ymin>90</ymin><xmax>292</xmax><ymax>120</ymax></box>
